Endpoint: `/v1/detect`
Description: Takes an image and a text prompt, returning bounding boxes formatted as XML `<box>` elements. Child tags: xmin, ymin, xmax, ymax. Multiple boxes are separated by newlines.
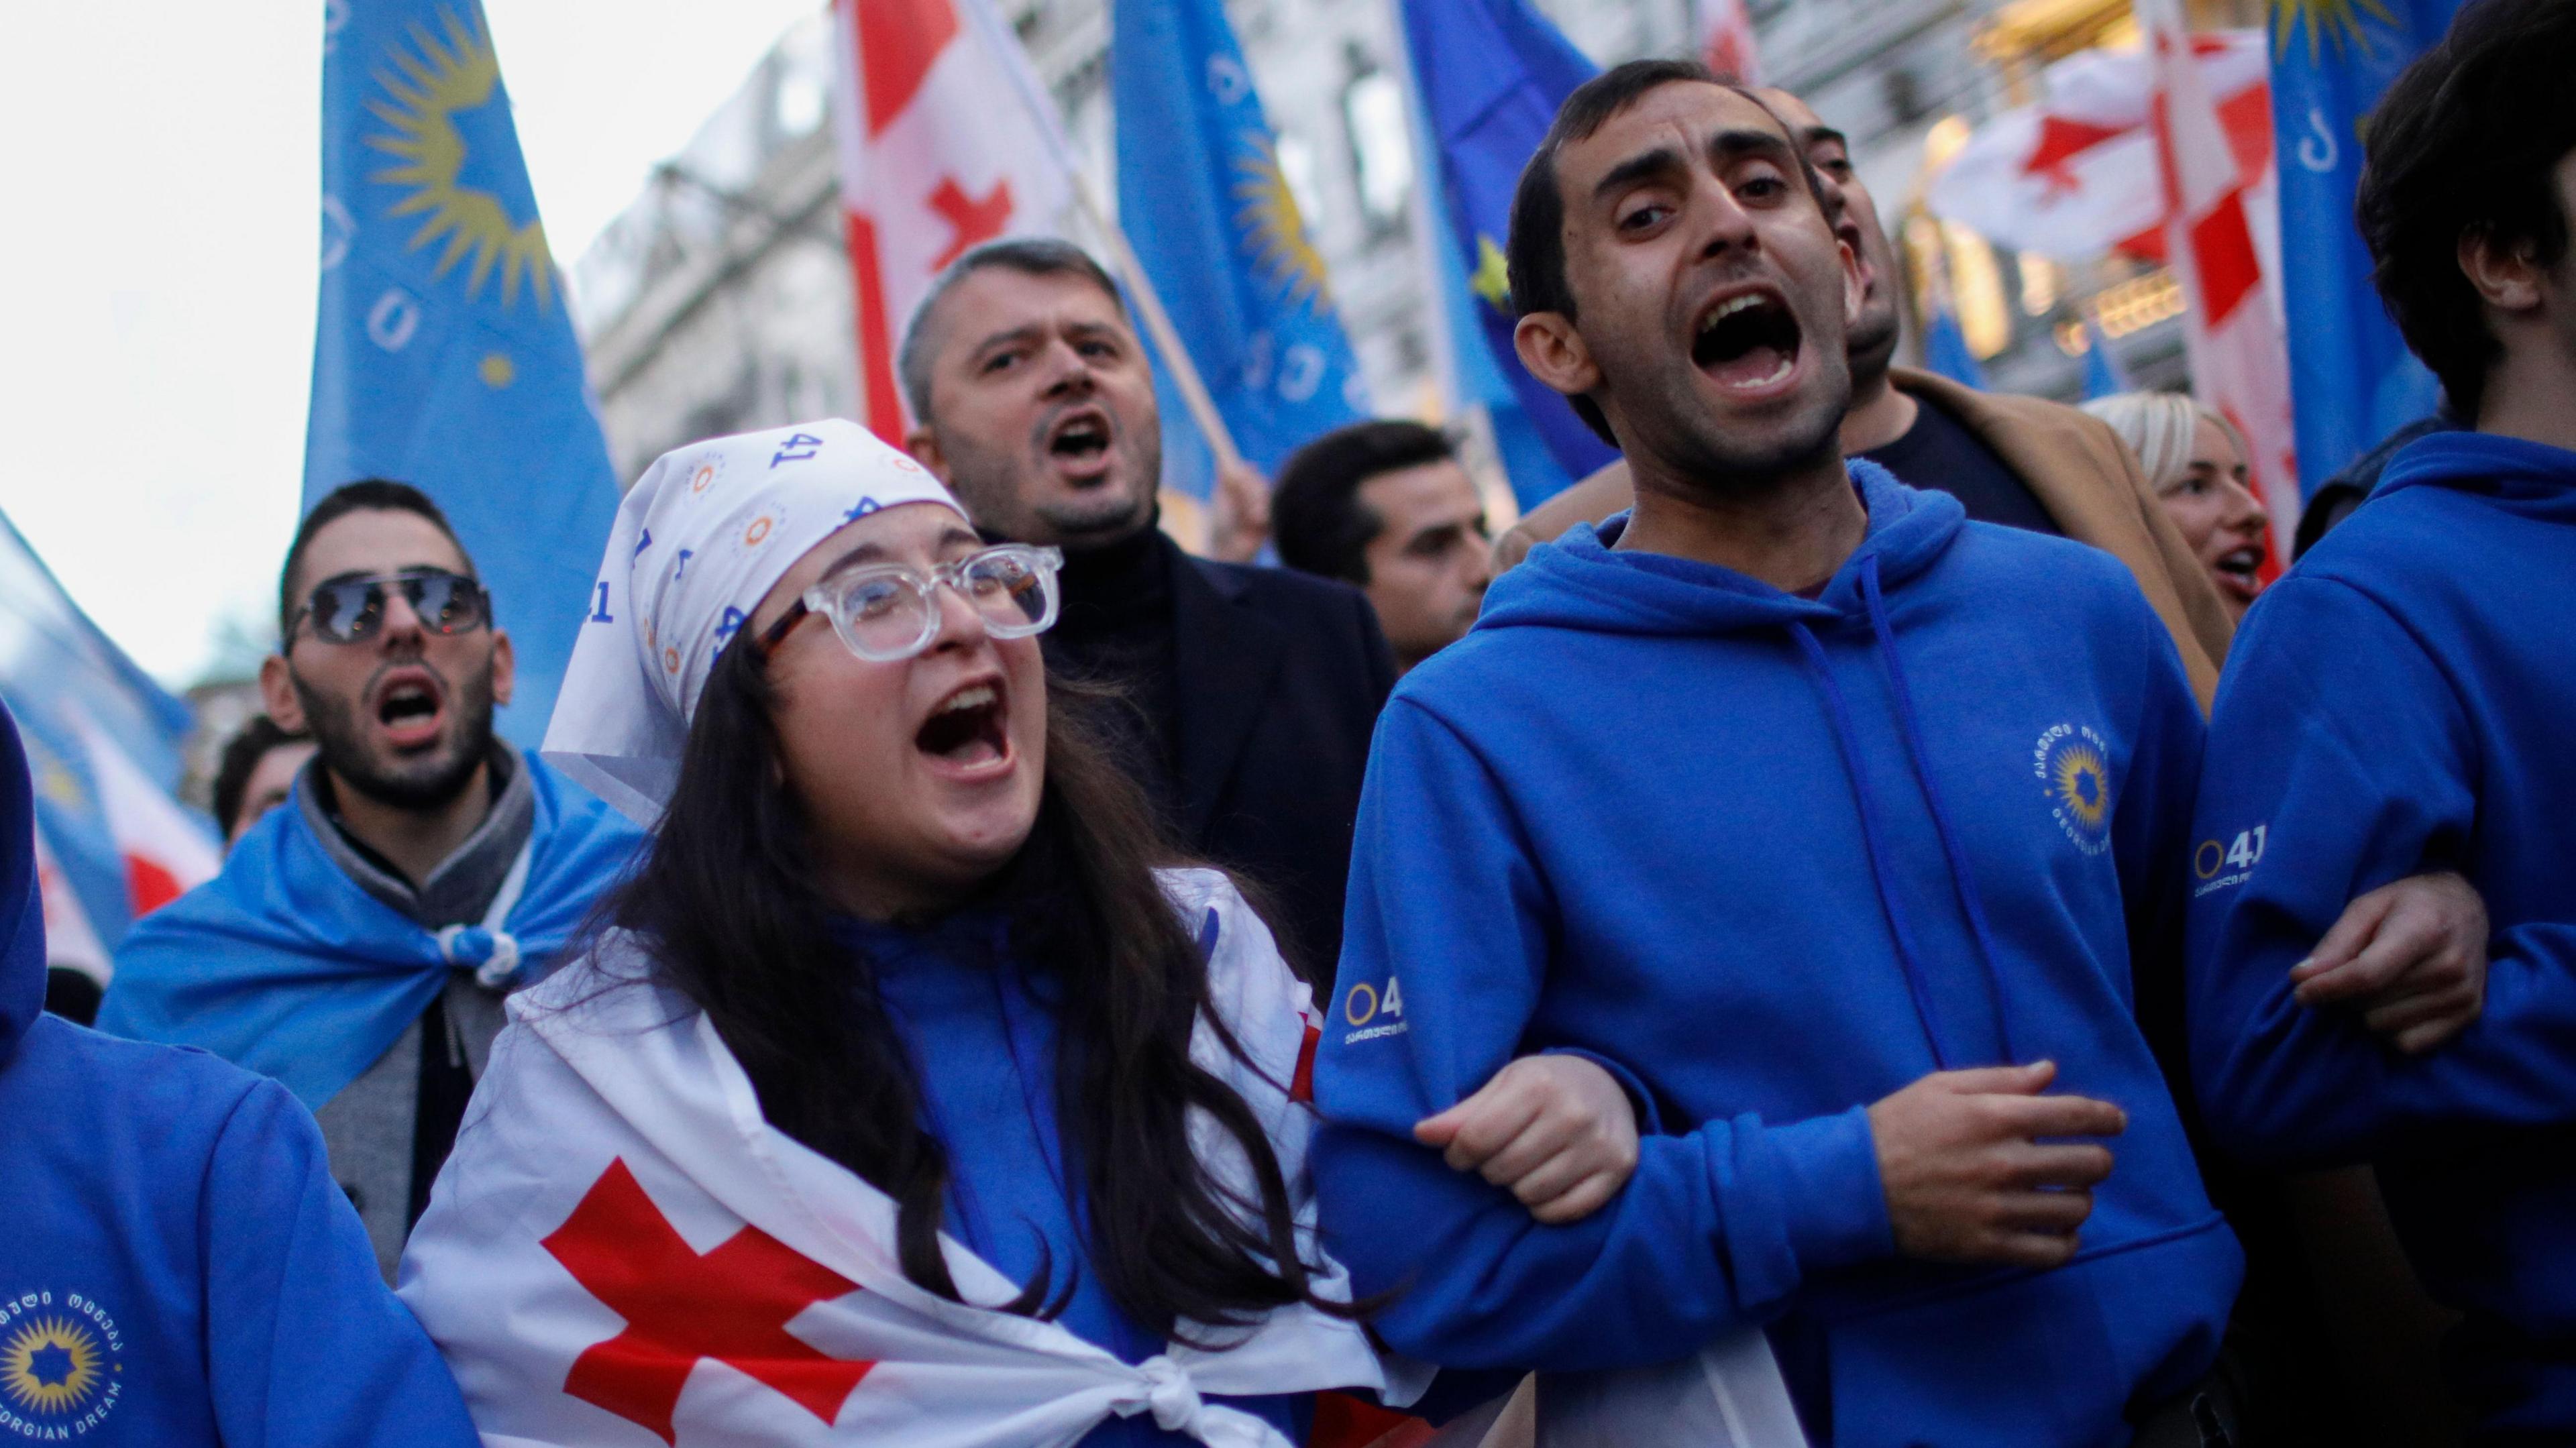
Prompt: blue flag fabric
<box><xmin>2270</xmin><ymin>0</ymin><xmax>2457</xmax><ymax>492</ymax></box>
<box><xmin>1421</xmin><ymin>125</ymin><xmax>1574</xmax><ymax>511</ymax></box>
<box><xmin>1401</xmin><ymin>0</ymin><xmax>1620</xmax><ymax>486</ymax></box>
<box><xmin>2082</xmin><ymin>319</ymin><xmax>2127</xmax><ymax>401</ymax></box>
<box><xmin>1113</xmin><ymin>0</ymin><xmax>1371</xmax><ymax>482</ymax></box>
<box><xmin>1924</xmin><ymin>306</ymin><xmax>1988</xmax><ymax>391</ymax></box>
<box><xmin>99</xmin><ymin>753</ymin><xmax>642</xmax><ymax>1109</ymax></box>
<box><xmin>307</xmin><ymin>1</ymin><xmax>620</xmax><ymax>747</ymax></box>
<box><xmin>0</xmin><ymin>508</ymin><xmax>203</xmax><ymax>952</ymax></box>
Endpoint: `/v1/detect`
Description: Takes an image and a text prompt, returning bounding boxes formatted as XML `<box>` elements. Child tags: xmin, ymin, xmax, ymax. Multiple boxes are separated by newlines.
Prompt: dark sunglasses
<box><xmin>292</xmin><ymin>567</ymin><xmax>490</xmax><ymax>645</ymax></box>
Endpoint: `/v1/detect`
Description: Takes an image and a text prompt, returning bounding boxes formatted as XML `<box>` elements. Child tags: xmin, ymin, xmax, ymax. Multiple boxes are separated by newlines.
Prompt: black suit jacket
<box><xmin>1164</xmin><ymin>546</ymin><xmax>1395</xmax><ymax>987</ymax></box>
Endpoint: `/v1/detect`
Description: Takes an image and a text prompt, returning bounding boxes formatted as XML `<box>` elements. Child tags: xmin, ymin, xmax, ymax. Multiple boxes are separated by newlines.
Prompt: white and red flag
<box><xmin>1696</xmin><ymin>0</ymin><xmax>1764</xmax><ymax>85</ymax></box>
<box><xmin>1927</xmin><ymin>32</ymin><xmax>2272</xmax><ymax>265</ymax></box>
<box><xmin>2139</xmin><ymin>0</ymin><xmax>2299</xmax><ymax>570</ymax></box>
<box><xmin>399</xmin><ymin>870</ymin><xmax>1426</xmax><ymax>1447</ymax></box>
<box><xmin>830</xmin><ymin>0</ymin><xmax>1077</xmax><ymax>443</ymax></box>
<box><xmin>79</xmin><ymin>718</ymin><xmax>221</xmax><ymax>917</ymax></box>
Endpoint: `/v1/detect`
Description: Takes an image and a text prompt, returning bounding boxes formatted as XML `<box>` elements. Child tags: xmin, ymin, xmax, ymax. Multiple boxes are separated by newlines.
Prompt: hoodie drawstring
<box><xmin>1858</xmin><ymin>557</ymin><xmax>2020</xmax><ymax>1064</ymax></box>
<box><xmin>1788</xmin><ymin>622</ymin><xmax>1959</xmax><ymax>1070</ymax></box>
<box><xmin>1786</xmin><ymin>555</ymin><xmax>2019</xmax><ymax>1069</ymax></box>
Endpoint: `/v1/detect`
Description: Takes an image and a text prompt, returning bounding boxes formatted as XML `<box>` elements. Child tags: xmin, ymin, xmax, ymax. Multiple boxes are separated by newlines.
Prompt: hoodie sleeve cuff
<box><xmin>1766</xmin><ymin>1104</ymin><xmax>1894</xmax><ymax>1274</ymax></box>
<box><xmin>1538</xmin><ymin>1045</ymin><xmax>1665</xmax><ymax>1136</ymax></box>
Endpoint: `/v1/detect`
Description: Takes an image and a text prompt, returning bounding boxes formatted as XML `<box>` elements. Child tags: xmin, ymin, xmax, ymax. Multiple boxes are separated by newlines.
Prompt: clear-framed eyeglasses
<box><xmin>755</xmin><ymin>543</ymin><xmax>1065</xmax><ymax>663</ymax></box>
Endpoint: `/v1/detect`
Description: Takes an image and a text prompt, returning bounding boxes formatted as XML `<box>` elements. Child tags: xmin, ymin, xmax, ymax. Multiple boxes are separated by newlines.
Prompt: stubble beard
<box><xmin>292</xmin><ymin>661</ymin><xmax>495</xmax><ymax>812</ymax></box>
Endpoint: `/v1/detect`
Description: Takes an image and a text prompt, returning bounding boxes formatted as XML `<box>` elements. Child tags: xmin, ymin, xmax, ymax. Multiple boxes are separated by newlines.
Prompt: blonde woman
<box><xmin>2082</xmin><ymin>392</ymin><xmax>2269</xmax><ymax>616</ymax></box>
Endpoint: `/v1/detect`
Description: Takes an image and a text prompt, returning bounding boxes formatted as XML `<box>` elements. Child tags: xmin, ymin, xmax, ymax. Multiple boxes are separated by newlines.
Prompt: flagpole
<box><xmin>956</xmin><ymin>0</ymin><xmax>1246</xmax><ymax>475</ymax></box>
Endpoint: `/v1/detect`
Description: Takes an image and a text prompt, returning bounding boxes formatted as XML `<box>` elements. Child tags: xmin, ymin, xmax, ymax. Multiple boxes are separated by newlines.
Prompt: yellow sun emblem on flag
<box><xmin>1</xmin><ymin>1317</ymin><xmax>103</xmax><ymax>1416</ymax></box>
<box><xmin>1233</xmin><ymin>136</ymin><xmax>1332</xmax><ymax>314</ymax></box>
<box><xmin>364</xmin><ymin>7</ymin><xmax>555</xmax><ymax>309</ymax></box>
<box><xmin>2271</xmin><ymin>0</ymin><xmax>2397</xmax><ymax>62</ymax></box>
<box><xmin>2052</xmin><ymin>742</ymin><xmax>2112</xmax><ymax>833</ymax></box>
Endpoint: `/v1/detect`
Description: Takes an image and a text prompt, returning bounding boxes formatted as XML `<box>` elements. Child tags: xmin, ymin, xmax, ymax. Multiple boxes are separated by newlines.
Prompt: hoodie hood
<box><xmin>2375</xmin><ymin>431</ymin><xmax>2576</xmax><ymax>519</ymax></box>
<box><xmin>1481</xmin><ymin>458</ymin><xmax>1966</xmax><ymax>638</ymax></box>
<box><xmin>0</xmin><ymin>701</ymin><xmax>44</xmax><ymax>1068</ymax></box>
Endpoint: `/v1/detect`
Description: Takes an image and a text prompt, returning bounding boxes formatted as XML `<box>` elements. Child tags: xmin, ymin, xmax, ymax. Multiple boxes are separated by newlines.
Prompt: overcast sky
<box><xmin>0</xmin><ymin>0</ymin><xmax>821</xmax><ymax>689</ymax></box>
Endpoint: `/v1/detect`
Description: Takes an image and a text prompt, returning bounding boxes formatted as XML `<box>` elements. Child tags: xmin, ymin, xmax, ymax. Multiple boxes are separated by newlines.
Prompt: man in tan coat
<box><xmin>1494</xmin><ymin>88</ymin><xmax>2236</xmax><ymax>707</ymax></box>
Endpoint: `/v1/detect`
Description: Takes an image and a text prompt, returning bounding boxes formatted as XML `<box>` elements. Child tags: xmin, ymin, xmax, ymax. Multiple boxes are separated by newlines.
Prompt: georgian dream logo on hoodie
<box><xmin>2033</xmin><ymin>724</ymin><xmax>2114</xmax><ymax>856</ymax></box>
<box><xmin>0</xmin><ymin>1289</ymin><xmax>123</xmax><ymax>1439</ymax></box>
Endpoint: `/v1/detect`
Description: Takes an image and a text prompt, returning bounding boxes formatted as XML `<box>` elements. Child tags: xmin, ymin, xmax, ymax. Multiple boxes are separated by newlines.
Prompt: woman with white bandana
<box><xmin>400</xmin><ymin>420</ymin><xmax>1636</xmax><ymax>1447</ymax></box>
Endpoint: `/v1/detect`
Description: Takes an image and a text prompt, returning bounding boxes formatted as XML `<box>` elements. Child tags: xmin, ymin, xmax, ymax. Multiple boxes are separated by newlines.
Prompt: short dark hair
<box><xmin>899</xmin><ymin>239</ymin><xmax>1131</xmax><ymax>423</ymax></box>
<box><xmin>2357</xmin><ymin>0</ymin><xmax>2576</xmax><ymax>419</ymax></box>
<box><xmin>278</xmin><ymin>480</ymin><xmax>473</xmax><ymax>637</ymax></box>
<box><xmin>1271</xmin><ymin>421</ymin><xmax>1459</xmax><ymax>583</ymax></box>
<box><xmin>211</xmin><ymin>714</ymin><xmax>310</xmax><ymax>838</ymax></box>
<box><xmin>1506</xmin><ymin>60</ymin><xmax>1829</xmax><ymax>444</ymax></box>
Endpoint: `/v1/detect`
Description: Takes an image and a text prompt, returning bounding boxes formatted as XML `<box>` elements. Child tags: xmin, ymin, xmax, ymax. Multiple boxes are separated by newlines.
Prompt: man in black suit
<box><xmin>899</xmin><ymin>239</ymin><xmax>1395</xmax><ymax>983</ymax></box>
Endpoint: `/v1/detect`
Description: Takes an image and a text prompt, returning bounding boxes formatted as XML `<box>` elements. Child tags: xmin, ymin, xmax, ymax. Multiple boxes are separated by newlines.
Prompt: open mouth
<box><xmin>1045</xmin><ymin>409</ymin><xmax>1114</xmax><ymax>482</ymax></box>
<box><xmin>374</xmin><ymin>670</ymin><xmax>445</xmax><ymax>749</ymax></box>
<box><xmin>914</xmin><ymin>680</ymin><xmax>1010</xmax><ymax>771</ymax></box>
<box><xmin>1691</xmin><ymin>289</ymin><xmax>1803</xmax><ymax>393</ymax></box>
<box><xmin>2212</xmin><ymin>544</ymin><xmax>2265</xmax><ymax>601</ymax></box>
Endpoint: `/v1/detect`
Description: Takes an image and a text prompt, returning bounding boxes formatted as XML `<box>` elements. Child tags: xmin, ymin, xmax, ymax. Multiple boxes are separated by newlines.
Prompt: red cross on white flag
<box><xmin>1696</xmin><ymin>0</ymin><xmax>1764</xmax><ymax>84</ymax></box>
<box><xmin>830</xmin><ymin>0</ymin><xmax>1077</xmax><ymax>442</ymax></box>
<box><xmin>2139</xmin><ymin>0</ymin><xmax>2299</xmax><ymax>575</ymax></box>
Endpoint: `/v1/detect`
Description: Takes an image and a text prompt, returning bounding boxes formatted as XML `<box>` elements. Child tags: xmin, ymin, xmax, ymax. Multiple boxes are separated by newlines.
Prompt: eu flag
<box><xmin>306</xmin><ymin>1</ymin><xmax>620</xmax><ymax>746</ymax></box>
<box><xmin>2271</xmin><ymin>0</ymin><xmax>2459</xmax><ymax>490</ymax></box>
<box><xmin>1113</xmin><ymin>0</ymin><xmax>1370</xmax><ymax>484</ymax></box>
<box><xmin>1401</xmin><ymin>0</ymin><xmax>1619</xmax><ymax>486</ymax></box>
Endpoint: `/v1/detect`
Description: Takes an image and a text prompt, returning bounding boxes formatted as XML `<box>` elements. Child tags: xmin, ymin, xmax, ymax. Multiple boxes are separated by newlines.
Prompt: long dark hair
<box><xmin>605</xmin><ymin>636</ymin><xmax>1357</xmax><ymax>1337</ymax></box>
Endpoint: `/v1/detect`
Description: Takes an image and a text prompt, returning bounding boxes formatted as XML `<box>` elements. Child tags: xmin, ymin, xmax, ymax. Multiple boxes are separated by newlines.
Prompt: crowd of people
<box><xmin>6</xmin><ymin>1</ymin><xmax>2573</xmax><ymax>1444</ymax></box>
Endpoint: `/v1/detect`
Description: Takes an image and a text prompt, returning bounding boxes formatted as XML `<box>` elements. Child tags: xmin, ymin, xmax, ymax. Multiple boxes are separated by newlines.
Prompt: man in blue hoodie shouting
<box><xmin>2186</xmin><ymin>1</ymin><xmax>2576</xmax><ymax>1436</ymax></box>
<box><xmin>1311</xmin><ymin>62</ymin><xmax>2245</xmax><ymax>1445</ymax></box>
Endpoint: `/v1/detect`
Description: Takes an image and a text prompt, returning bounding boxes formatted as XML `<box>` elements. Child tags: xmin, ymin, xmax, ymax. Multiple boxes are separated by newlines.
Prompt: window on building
<box><xmin>1341</xmin><ymin>44</ymin><xmax>1414</xmax><ymax>233</ymax></box>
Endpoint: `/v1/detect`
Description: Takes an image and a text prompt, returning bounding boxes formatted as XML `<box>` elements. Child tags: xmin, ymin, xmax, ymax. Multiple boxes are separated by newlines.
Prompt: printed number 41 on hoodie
<box><xmin>1340</xmin><ymin>976</ymin><xmax>1408</xmax><ymax>1046</ymax></box>
<box><xmin>2192</xmin><ymin>825</ymin><xmax>2267</xmax><ymax>897</ymax></box>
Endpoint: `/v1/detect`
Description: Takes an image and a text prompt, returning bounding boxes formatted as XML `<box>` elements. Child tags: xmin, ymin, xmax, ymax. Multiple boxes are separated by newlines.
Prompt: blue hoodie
<box><xmin>0</xmin><ymin>702</ymin><xmax>477</xmax><ymax>1446</ymax></box>
<box><xmin>1313</xmin><ymin>462</ymin><xmax>2242</xmax><ymax>1448</ymax></box>
<box><xmin>2186</xmin><ymin>431</ymin><xmax>2576</xmax><ymax>1437</ymax></box>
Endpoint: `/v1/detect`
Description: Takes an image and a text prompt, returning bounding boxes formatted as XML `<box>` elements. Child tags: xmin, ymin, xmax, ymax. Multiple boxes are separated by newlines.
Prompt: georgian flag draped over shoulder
<box><xmin>830</xmin><ymin>0</ymin><xmax>1077</xmax><ymax>443</ymax></box>
<box><xmin>400</xmin><ymin>871</ymin><xmax>1425</xmax><ymax>1447</ymax></box>
<box><xmin>2141</xmin><ymin>0</ymin><xmax>2298</xmax><ymax>572</ymax></box>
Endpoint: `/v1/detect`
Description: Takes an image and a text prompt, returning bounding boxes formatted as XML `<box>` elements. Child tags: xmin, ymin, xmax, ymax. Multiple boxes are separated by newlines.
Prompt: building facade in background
<box><xmin>572</xmin><ymin>0</ymin><xmax>2243</xmax><ymax>492</ymax></box>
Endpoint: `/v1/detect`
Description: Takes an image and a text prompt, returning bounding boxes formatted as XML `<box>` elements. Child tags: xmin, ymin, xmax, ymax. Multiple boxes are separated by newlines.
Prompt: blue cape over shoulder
<box><xmin>99</xmin><ymin>753</ymin><xmax>645</xmax><ymax>1108</ymax></box>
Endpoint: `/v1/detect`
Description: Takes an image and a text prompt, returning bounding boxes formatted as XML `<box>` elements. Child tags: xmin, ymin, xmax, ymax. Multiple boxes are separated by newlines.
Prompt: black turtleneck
<box><xmin>1038</xmin><ymin>523</ymin><xmax>1183</xmax><ymax>816</ymax></box>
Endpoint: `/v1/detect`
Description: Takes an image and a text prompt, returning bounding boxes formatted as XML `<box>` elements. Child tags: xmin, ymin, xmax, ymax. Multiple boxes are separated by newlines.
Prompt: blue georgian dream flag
<box><xmin>1424</xmin><ymin>142</ymin><xmax>1574</xmax><ymax>510</ymax></box>
<box><xmin>307</xmin><ymin>1</ymin><xmax>620</xmax><ymax>747</ymax></box>
<box><xmin>0</xmin><ymin>508</ymin><xmax>202</xmax><ymax>956</ymax></box>
<box><xmin>2270</xmin><ymin>0</ymin><xmax>2457</xmax><ymax>491</ymax></box>
<box><xmin>1923</xmin><ymin>305</ymin><xmax>1988</xmax><ymax>392</ymax></box>
<box><xmin>1113</xmin><ymin>0</ymin><xmax>1371</xmax><ymax>490</ymax></box>
<box><xmin>1401</xmin><ymin>0</ymin><xmax>1619</xmax><ymax>486</ymax></box>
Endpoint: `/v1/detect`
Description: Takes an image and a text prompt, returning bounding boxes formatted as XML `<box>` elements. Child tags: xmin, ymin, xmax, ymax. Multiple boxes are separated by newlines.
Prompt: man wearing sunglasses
<box><xmin>101</xmin><ymin>481</ymin><xmax>643</xmax><ymax>1278</ymax></box>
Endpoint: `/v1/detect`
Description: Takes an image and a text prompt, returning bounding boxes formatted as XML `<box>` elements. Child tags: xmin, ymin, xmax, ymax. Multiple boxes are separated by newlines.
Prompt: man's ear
<box><xmin>1514</xmin><ymin>312</ymin><xmax>1602</xmax><ymax>400</ymax></box>
<box><xmin>488</xmin><ymin>629</ymin><xmax>517</xmax><ymax>709</ymax></box>
<box><xmin>906</xmin><ymin>424</ymin><xmax>952</xmax><ymax>484</ymax></box>
<box><xmin>2459</xmin><ymin>227</ymin><xmax>2546</xmax><ymax>315</ymax></box>
<box><xmin>258</xmin><ymin>653</ymin><xmax>307</xmax><ymax>733</ymax></box>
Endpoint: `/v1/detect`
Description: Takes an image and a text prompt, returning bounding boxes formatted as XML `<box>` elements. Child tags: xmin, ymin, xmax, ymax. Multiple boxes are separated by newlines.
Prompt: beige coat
<box><xmin>1491</xmin><ymin>368</ymin><xmax>2237</xmax><ymax>709</ymax></box>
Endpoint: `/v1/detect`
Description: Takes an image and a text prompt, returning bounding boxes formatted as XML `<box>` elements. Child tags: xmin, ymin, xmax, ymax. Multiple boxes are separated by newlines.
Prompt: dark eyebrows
<box><xmin>1801</xmin><ymin>125</ymin><xmax>1849</xmax><ymax>155</ymax></box>
<box><xmin>1591</xmin><ymin>145</ymin><xmax>1690</xmax><ymax>202</ymax></box>
<box><xmin>814</xmin><ymin>524</ymin><xmax>985</xmax><ymax>582</ymax></box>
<box><xmin>1709</xmin><ymin>126</ymin><xmax>1799</xmax><ymax>172</ymax></box>
<box><xmin>1591</xmin><ymin>125</ymin><xmax>1799</xmax><ymax>204</ymax></box>
<box><xmin>965</xmin><ymin>322</ymin><xmax>1046</xmax><ymax>363</ymax></box>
